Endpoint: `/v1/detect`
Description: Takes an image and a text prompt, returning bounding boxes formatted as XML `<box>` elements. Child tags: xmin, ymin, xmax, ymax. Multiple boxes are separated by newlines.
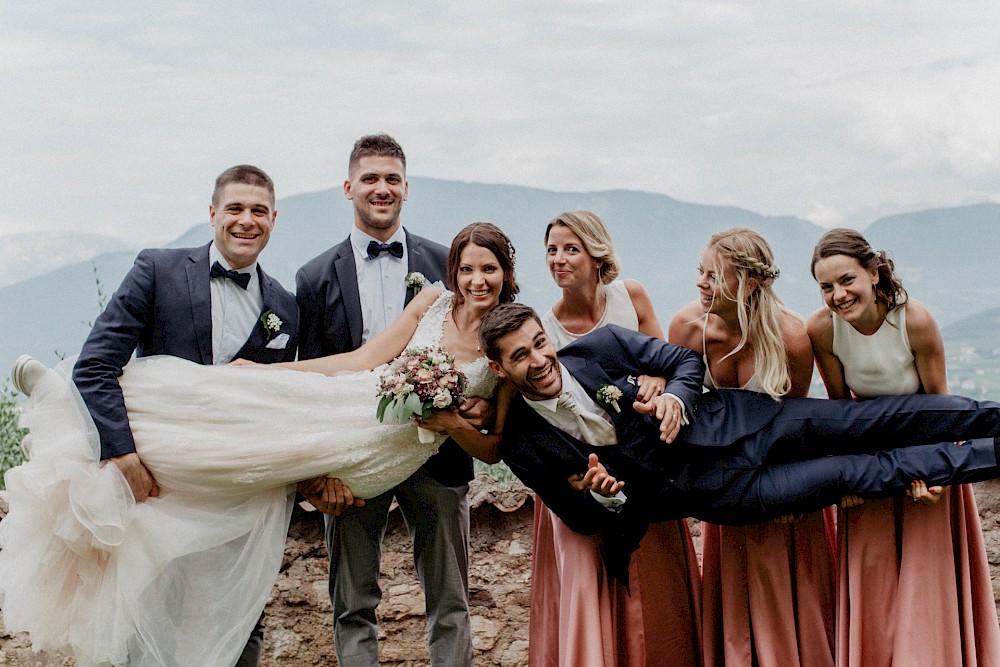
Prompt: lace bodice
<box><xmin>406</xmin><ymin>290</ymin><xmax>499</xmax><ymax>401</ymax></box>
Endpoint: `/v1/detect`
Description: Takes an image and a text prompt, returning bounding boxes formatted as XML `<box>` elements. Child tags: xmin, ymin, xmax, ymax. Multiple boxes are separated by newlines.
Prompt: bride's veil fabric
<box><xmin>0</xmin><ymin>291</ymin><xmax>490</xmax><ymax>665</ymax></box>
<box><xmin>0</xmin><ymin>359</ymin><xmax>294</xmax><ymax>666</ymax></box>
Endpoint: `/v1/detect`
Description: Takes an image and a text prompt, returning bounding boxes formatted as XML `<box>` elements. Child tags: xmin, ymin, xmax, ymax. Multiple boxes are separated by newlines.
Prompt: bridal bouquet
<box><xmin>376</xmin><ymin>346</ymin><xmax>468</xmax><ymax>444</ymax></box>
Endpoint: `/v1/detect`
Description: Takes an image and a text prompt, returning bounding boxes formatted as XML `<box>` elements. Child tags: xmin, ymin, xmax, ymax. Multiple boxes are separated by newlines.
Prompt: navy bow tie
<box><xmin>367</xmin><ymin>240</ymin><xmax>404</xmax><ymax>260</ymax></box>
<box><xmin>210</xmin><ymin>261</ymin><xmax>252</xmax><ymax>289</ymax></box>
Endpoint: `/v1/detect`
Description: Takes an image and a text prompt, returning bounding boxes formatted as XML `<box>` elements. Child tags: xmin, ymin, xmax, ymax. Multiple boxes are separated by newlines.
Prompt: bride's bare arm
<box><xmin>278</xmin><ymin>286</ymin><xmax>444</xmax><ymax>375</ymax></box>
<box><xmin>418</xmin><ymin>381</ymin><xmax>516</xmax><ymax>464</ymax></box>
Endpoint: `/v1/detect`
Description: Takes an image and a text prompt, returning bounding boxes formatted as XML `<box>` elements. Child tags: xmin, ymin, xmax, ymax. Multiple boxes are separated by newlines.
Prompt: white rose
<box><xmin>432</xmin><ymin>389</ymin><xmax>453</xmax><ymax>408</ymax></box>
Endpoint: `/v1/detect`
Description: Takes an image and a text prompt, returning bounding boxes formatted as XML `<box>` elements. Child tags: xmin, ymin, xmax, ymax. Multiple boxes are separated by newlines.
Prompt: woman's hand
<box><xmin>840</xmin><ymin>494</ymin><xmax>864</xmax><ymax>509</ymax></box>
<box><xmin>229</xmin><ymin>359</ymin><xmax>259</xmax><ymax>367</ymax></box>
<box><xmin>907</xmin><ymin>479</ymin><xmax>944</xmax><ymax>505</ymax></box>
<box><xmin>635</xmin><ymin>375</ymin><xmax>667</xmax><ymax>403</ymax></box>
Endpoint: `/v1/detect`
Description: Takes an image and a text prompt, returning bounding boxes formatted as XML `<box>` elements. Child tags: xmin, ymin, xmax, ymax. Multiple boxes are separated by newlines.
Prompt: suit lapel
<box><xmin>333</xmin><ymin>243</ymin><xmax>364</xmax><ymax>349</ymax></box>
<box><xmin>558</xmin><ymin>353</ymin><xmax>632</xmax><ymax>428</ymax></box>
<box><xmin>405</xmin><ymin>231</ymin><xmax>438</xmax><ymax>305</ymax></box>
<box><xmin>184</xmin><ymin>244</ymin><xmax>214</xmax><ymax>365</ymax></box>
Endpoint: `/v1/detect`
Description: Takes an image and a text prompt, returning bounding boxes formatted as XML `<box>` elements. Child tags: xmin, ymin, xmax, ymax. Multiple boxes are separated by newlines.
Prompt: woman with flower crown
<box><xmin>0</xmin><ymin>222</ymin><xmax>517</xmax><ymax>667</ymax></box>
<box><xmin>668</xmin><ymin>227</ymin><xmax>836</xmax><ymax>667</ymax></box>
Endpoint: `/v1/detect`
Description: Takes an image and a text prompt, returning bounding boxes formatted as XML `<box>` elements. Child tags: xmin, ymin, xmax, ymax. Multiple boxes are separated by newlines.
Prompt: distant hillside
<box><xmin>942</xmin><ymin>306</ymin><xmax>1000</xmax><ymax>400</ymax></box>
<box><xmin>1</xmin><ymin>179</ymin><xmax>998</xmax><ymax>377</ymax></box>
<box><xmin>0</xmin><ymin>232</ymin><xmax>129</xmax><ymax>289</ymax></box>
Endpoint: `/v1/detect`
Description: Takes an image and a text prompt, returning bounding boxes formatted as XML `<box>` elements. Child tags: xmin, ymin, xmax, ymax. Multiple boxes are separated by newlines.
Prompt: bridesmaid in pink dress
<box><xmin>807</xmin><ymin>228</ymin><xmax>1000</xmax><ymax>667</ymax></box>
<box><xmin>669</xmin><ymin>228</ymin><xmax>837</xmax><ymax>667</ymax></box>
<box><xmin>531</xmin><ymin>210</ymin><xmax>703</xmax><ymax>667</ymax></box>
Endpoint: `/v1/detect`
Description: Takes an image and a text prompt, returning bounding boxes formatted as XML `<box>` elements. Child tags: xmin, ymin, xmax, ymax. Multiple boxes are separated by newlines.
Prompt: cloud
<box><xmin>1</xmin><ymin>1</ymin><xmax>998</xmax><ymax>243</ymax></box>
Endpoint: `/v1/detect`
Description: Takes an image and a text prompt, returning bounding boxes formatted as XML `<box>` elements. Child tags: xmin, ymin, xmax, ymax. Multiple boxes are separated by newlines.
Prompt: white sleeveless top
<box><xmin>542</xmin><ymin>281</ymin><xmax>640</xmax><ymax>350</ymax></box>
<box><xmin>831</xmin><ymin>304</ymin><xmax>920</xmax><ymax>398</ymax></box>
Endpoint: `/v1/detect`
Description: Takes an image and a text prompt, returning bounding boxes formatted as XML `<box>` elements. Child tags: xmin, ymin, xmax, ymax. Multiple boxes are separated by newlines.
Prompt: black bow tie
<box><xmin>367</xmin><ymin>240</ymin><xmax>404</xmax><ymax>260</ymax></box>
<box><xmin>210</xmin><ymin>261</ymin><xmax>252</xmax><ymax>289</ymax></box>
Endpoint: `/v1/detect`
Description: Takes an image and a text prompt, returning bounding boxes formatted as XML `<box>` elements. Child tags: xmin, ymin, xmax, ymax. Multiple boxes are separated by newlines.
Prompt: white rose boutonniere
<box><xmin>405</xmin><ymin>271</ymin><xmax>426</xmax><ymax>295</ymax></box>
<box><xmin>259</xmin><ymin>310</ymin><xmax>283</xmax><ymax>341</ymax></box>
<box><xmin>596</xmin><ymin>383</ymin><xmax>623</xmax><ymax>413</ymax></box>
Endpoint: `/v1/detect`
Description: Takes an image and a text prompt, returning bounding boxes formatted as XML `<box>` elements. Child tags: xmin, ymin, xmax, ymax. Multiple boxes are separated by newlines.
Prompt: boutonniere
<box><xmin>405</xmin><ymin>271</ymin><xmax>426</xmax><ymax>295</ymax></box>
<box><xmin>596</xmin><ymin>384</ymin><xmax>623</xmax><ymax>413</ymax></box>
<box><xmin>259</xmin><ymin>310</ymin><xmax>283</xmax><ymax>341</ymax></box>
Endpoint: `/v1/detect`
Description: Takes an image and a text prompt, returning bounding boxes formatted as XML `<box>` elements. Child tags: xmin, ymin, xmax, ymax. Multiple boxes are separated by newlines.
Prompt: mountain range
<box><xmin>2</xmin><ymin>177</ymin><xmax>998</xmax><ymax>379</ymax></box>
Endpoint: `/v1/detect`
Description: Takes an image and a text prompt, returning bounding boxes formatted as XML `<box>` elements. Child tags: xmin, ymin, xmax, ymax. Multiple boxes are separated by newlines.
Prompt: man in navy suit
<box><xmin>73</xmin><ymin>164</ymin><xmax>298</xmax><ymax>667</ymax></box>
<box><xmin>295</xmin><ymin>135</ymin><xmax>476</xmax><ymax>666</ymax></box>
<box><xmin>481</xmin><ymin>303</ymin><xmax>1000</xmax><ymax>579</ymax></box>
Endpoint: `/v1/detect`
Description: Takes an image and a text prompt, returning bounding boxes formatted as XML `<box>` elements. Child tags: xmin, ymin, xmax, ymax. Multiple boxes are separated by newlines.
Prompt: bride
<box><xmin>0</xmin><ymin>222</ymin><xmax>516</xmax><ymax>667</ymax></box>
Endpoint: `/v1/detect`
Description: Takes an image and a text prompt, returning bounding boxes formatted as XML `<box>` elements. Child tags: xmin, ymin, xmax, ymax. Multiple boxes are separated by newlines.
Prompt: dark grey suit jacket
<box><xmin>73</xmin><ymin>243</ymin><xmax>299</xmax><ymax>460</ymax></box>
<box><xmin>295</xmin><ymin>229</ymin><xmax>473</xmax><ymax>486</ymax></box>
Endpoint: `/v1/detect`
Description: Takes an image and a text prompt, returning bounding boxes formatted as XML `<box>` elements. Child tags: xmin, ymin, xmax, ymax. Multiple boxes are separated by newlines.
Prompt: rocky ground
<box><xmin>4</xmin><ymin>477</ymin><xmax>1000</xmax><ymax>666</ymax></box>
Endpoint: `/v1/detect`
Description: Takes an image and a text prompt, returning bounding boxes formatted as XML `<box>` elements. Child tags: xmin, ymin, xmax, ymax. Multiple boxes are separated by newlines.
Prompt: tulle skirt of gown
<box><xmin>0</xmin><ymin>356</ymin><xmax>445</xmax><ymax>667</ymax></box>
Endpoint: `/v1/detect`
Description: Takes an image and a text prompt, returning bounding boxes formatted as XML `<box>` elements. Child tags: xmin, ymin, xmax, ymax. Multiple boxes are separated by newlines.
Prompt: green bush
<box><xmin>0</xmin><ymin>382</ymin><xmax>27</xmax><ymax>490</ymax></box>
<box><xmin>473</xmin><ymin>459</ymin><xmax>516</xmax><ymax>485</ymax></box>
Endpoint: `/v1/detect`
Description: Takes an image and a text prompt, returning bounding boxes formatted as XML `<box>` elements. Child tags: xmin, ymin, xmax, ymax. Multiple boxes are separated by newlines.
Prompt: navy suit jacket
<box><xmin>73</xmin><ymin>244</ymin><xmax>299</xmax><ymax>460</ymax></box>
<box><xmin>500</xmin><ymin>325</ymin><xmax>791</xmax><ymax>578</ymax></box>
<box><xmin>295</xmin><ymin>229</ymin><xmax>474</xmax><ymax>486</ymax></box>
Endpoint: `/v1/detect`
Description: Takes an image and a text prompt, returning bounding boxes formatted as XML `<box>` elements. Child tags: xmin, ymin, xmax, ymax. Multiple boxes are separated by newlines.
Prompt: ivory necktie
<box><xmin>556</xmin><ymin>393</ymin><xmax>617</xmax><ymax>445</ymax></box>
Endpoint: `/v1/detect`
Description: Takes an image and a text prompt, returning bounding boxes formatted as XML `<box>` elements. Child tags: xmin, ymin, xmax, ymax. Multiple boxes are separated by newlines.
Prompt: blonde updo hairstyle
<box><xmin>544</xmin><ymin>210</ymin><xmax>620</xmax><ymax>285</ymax></box>
<box><xmin>706</xmin><ymin>227</ymin><xmax>792</xmax><ymax>400</ymax></box>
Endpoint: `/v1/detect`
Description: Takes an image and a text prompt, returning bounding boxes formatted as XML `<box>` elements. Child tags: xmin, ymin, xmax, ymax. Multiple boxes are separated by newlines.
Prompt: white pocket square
<box><xmin>266</xmin><ymin>333</ymin><xmax>289</xmax><ymax>350</ymax></box>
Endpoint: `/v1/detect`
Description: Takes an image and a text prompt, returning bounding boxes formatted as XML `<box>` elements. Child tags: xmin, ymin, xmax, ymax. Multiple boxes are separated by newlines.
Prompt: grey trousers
<box><xmin>233</xmin><ymin>611</ymin><xmax>265</xmax><ymax>667</ymax></box>
<box><xmin>326</xmin><ymin>465</ymin><xmax>473</xmax><ymax>666</ymax></box>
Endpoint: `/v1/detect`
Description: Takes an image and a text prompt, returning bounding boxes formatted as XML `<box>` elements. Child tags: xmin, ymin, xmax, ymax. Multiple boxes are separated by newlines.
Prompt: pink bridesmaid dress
<box><xmin>831</xmin><ymin>306</ymin><xmax>1000</xmax><ymax>667</ymax></box>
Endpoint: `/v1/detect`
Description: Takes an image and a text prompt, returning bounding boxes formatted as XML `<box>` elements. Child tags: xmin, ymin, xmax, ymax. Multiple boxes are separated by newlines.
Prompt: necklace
<box><xmin>447</xmin><ymin>309</ymin><xmax>482</xmax><ymax>352</ymax></box>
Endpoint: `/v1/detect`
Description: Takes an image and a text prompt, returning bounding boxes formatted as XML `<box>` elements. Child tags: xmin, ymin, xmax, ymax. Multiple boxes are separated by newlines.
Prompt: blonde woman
<box><xmin>669</xmin><ymin>228</ymin><xmax>835</xmax><ymax>667</ymax></box>
<box><xmin>807</xmin><ymin>228</ymin><xmax>1000</xmax><ymax>667</ymax></box>
<box><xmin>532</xmin><ymin>210</ymin><xmax>702</xmax><ymax>667</ymax></box>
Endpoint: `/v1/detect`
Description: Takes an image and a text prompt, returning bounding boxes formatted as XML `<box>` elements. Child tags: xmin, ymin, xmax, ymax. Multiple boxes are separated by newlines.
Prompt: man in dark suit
<box><xmin>295</xmin><ymin>135</ymin><xmax>475</xmax><ymax>666</ymax></box>
<box><xmin>73</xmin><ymin>164</ymin><xmax>298</xmax><ymax>667</ymax></box>
<box><xmin>481</xmin><ymin>303</ymin><xmax>1000</xmax><ymax>578</ymax></box>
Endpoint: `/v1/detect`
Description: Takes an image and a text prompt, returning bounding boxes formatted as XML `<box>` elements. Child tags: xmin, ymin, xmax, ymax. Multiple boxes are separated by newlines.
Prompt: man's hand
<box><xmin>457</xmin><ymin>396</ymin><xmax>494</xmax><ymax>432</ymax></box>
<box><xmin>110</xmin><ymin>452</ymin><xmax>159</xmax><ymax>502</ymax></box>
<box><xmin>581</xmin><ymin>453</ymin><xmax>625</xmax><ymax>497</ymax></box>
<box><xmin>633</xmin><ymin>394</ymin><xmax>683</xmax><ymax>443</ymax></box>
<box><xmin>296</xmin><ymin>476</ymin><xmax>365</xmax><ymax>516</ymax></box>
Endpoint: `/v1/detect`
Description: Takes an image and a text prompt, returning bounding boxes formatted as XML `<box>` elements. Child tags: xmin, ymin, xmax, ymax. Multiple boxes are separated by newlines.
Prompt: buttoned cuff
<box><xmin>591</xmin><ymin>489</ymin><xmax>627</xmax><ymax>512</ymax></box>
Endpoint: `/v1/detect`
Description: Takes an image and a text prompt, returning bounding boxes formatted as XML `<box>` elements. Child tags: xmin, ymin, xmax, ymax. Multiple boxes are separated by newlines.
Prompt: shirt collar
<box><xmin>523</xmin><ymin>362</ymin><xmax>571</xmax><ymax>413</ymax></box>
<box><xmin>209</xmin><ymin>242</ymin><xmax>257</xmax><ymax>275</ymax></box>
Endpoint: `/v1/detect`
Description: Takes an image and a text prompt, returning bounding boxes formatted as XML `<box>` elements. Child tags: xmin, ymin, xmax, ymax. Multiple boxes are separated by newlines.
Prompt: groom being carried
<box><xmin>480</xmin><ymin>303</ymin><xmax>1000</xmax><ymax>579</ymax></box>
<box><xmin>72</xmin><ymin>164</ymin><xmax>298</xmax><ymax>667</ymax></box>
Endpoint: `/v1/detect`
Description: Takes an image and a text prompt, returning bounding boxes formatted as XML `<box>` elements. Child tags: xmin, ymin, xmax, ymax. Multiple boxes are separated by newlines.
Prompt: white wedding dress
<box><xmin>0</xmin><ymin>291</ymin><xmax>497</xmax><ymax>667</ymax></box>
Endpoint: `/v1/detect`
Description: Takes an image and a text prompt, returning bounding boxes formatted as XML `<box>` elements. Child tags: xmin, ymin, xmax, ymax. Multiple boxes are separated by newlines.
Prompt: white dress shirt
<box><xmin>524</xmin><ymin>364</ymin><xmax>627</xmax><ymax>510</ymax></box>
<box><xmin>350</xmin><ymin>226</ymin><xmax>408</xmax><ymax>342</ymax></box>
<box><xmin>209</xmin><ymin>244</ymin><xmax>263</xmax><ymax>365</ymax></box>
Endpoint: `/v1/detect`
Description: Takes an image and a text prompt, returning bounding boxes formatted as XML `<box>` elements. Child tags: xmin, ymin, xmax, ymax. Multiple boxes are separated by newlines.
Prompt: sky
<box><xmin>2</xmin><ymin>1</ymin><xmax>999</xmax><ymax>246</ymax></box>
